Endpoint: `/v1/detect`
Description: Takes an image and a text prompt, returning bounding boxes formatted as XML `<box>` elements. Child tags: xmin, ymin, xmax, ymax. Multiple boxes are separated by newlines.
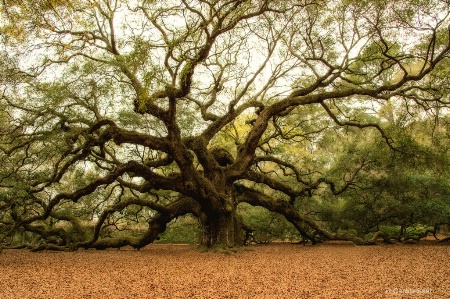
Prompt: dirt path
<box><xmin>0</xmin><ymin>242</ymin><xmax>448</xmax><ymax>298</ymax></box>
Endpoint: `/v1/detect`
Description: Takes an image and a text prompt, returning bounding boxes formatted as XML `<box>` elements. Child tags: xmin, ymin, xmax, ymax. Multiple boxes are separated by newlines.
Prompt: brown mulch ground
<box><xmin>0</xmin><ymin>242</ymin><xmax>449</xmax><ymax>299</ymax></box>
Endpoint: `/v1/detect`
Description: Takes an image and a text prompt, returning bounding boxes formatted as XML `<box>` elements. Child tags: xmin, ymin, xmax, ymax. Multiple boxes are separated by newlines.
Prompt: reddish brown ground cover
<box><xmin>0</xmin><ymin>242</ymin><xmax>449</xmax><ymax>298</ymax></box>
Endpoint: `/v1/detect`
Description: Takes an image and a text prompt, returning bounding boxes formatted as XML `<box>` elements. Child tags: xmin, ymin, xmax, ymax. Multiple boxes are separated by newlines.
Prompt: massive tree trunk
<box><xmin>199</xmin><ymin>207</ymin><xmax>242</xmax><ymax>249</ymax></box>
<box><xmin>194</xmin><ymin>148</ymin><xmax>244</xmax><ymax>249</ymax></box>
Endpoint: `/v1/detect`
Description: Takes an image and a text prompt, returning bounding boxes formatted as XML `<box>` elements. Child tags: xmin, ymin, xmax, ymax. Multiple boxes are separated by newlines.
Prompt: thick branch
<box><xmin>234</xmin><ymin>184</ymin><xmax>392</xmax><ymax>245</ymax></box>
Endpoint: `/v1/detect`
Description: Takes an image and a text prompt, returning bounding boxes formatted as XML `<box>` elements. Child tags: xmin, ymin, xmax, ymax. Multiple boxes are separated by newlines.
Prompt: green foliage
<box><xmin>238</xmin><ymin>203</ymin><xmax>299</xmax><ymax>243</ymax></box>
<box><xmin>316</xmin><ymin>112</ymin><xmax>450</xmax><ymax>239</ymax></box>
<box><xmin>157</xmin><ymin>215</ymin><xmax>200</xmax><ymax>244</ymax></box>
<box><xmin>404</xmin><ymin>224</ymin><xmax>433</xmax><ymax>240</ymax></box>
<box><xmin>378</xmin><ymin>226</ymin><xmax>402</xmax><ymax>239</ymax></box>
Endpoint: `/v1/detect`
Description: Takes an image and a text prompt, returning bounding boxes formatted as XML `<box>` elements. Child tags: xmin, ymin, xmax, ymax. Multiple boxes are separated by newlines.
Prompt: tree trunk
<box><xmin>199</xmin><ymin>208</ymin><xmax>242</xmax><ymax>249</ymax></box>
<box><xmin>196</xmin><ymin>163</ymin><xmax>243</xmax><ymax>250</ymax></box>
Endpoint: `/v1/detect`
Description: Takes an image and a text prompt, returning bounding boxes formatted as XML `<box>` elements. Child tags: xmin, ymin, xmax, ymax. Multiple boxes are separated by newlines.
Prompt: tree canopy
<box><xmin>1</xmin><ymin>0</ymin><xmax>450</xmax><ymax>250</ymax></box>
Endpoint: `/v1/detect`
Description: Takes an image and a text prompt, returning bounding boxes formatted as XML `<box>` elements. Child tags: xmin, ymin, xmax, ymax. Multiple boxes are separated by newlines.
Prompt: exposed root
<box><xmin>197</xmin><ymin>244</ymin><xmax>241</xmax><ymax>254</ymax></box>
<box><xmin>439</xmin><ymin>236</ymin><xmax>450</xmax><ymax>243</ymax></box>
<box><xmin>29</xmin><ymin>244</ymin><xmax>68</xmax><ymax>252</ymax></box>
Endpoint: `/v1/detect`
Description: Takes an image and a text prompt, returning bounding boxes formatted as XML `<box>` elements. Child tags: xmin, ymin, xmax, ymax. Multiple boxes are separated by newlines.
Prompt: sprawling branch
<box><xmin>89</xmin><ymin>119</ymin><xmax>169</xmax><ymax>151</ymax></box>
<box><xmin>320</xmin><ymin>102</ymin><xmax>394</xmax><ymax>147</ymax></box>
<box><xmin>80</xmin><ymin>195</ymin><xmax>200</xmax><ymax>250</ymax></box>
<box><xmin>235</xmin><ymin>184</ymin><xmax>392</xmax><ymax>245</ymax></box>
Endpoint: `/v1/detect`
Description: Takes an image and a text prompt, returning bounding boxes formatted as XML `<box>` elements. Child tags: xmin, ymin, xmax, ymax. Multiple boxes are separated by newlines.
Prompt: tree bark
<box><xmin>198</xmin><ymin>205</ymin><xmax>242</xmax><ymax>249</ymax></box>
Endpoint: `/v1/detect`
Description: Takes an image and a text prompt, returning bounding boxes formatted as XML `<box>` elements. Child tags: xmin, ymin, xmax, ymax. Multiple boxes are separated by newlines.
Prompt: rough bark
<box><xmin>199</xmin><ymin>208</ymin><xmax>242</xmax><ymax>249</ymax></box>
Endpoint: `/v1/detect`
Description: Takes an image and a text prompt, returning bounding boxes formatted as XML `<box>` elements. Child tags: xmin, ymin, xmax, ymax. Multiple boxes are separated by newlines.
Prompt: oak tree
<box><xmin>1</xmin><ymin>0</ymin><xmax>450</xmax><ymax>250</ymax></box>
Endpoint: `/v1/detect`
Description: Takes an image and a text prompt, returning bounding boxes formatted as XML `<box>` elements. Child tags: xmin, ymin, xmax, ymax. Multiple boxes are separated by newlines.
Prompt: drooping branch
<box><xmin>234</xmin><ymin>184</ymin><xmax>392</xmax><ymax>245</ymax></box>
<box><xmin>253</xmin><ymin>156</ymin><xmax>311</xmax><ymax>185</ymax></box>
<box><xmin>321</xmin><ymin>102</ymin><xmax>394</xmax><ymax>146</ymax></box>
<box><xmin>243</xmin><ymin>154</ymin><xmax>368</xmax><ymax>200</ymax></box>
<box><xmin>16</xmin><ymin>158</ymin><xmax>188</xmax><ymax>230</ymax></box>
<box><xmin>80</xmin><ymin>195</ymin><xmax>200</xmax><ymax>250</ymax></box>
